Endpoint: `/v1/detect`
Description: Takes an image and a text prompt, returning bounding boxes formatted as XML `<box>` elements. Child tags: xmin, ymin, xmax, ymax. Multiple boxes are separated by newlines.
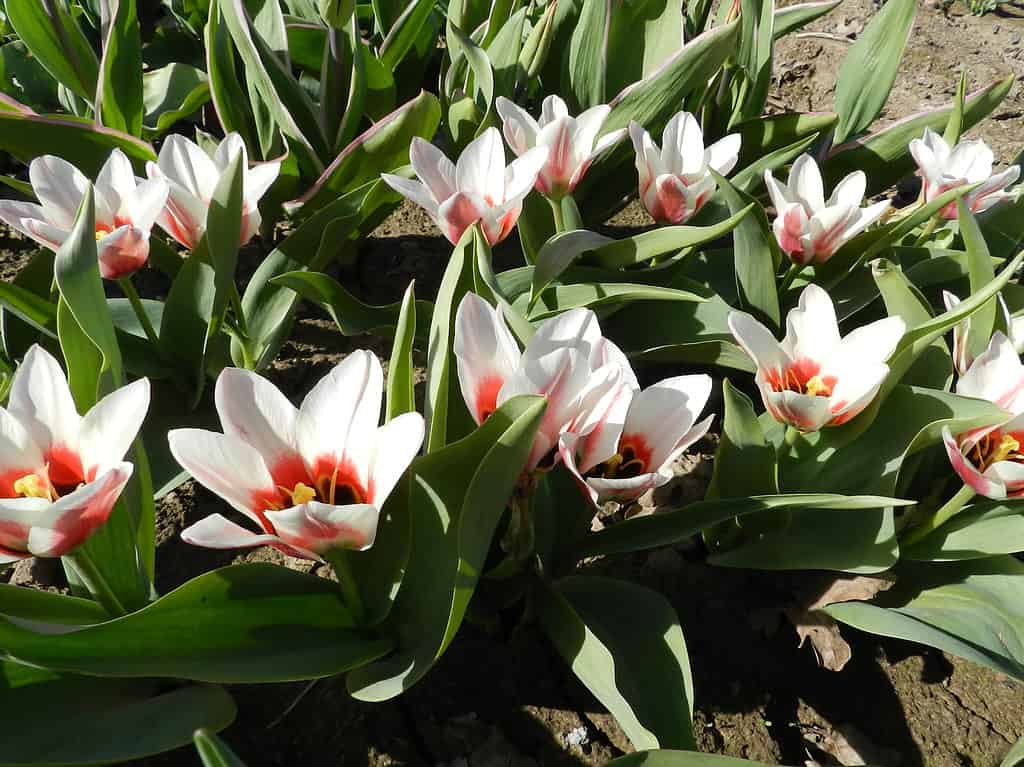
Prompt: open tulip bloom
<box><xmin>169</xmin><ymin>352</ymin><xmax>424</xmax><ymax>560</ymax></box>
<box><xmin>0</xmin><ymin>150</ymin><xmax>168</xmax><ymax>280</ymax></box>
<box><xmin>943</xmin><ymin>291</ymin><xmax>1024</xmax><ymax>375</ymax></box>
<box><xmin>943</xmin><ymin>332</ymin><xmax>1024</xmax><ymax>499</ymax></box>
<box><xmin>628</xmin><ymin>111</ymin><xmax>740</xmax><ymax>225</ymax></box>
<box><xmin>764</xmin><ymin>154</ymin><xmax>890</xmax><ymax>265</ymax></box>
<box><xmin>0</xmin><ymin>346</ymin><xmax>149</xmax><ymax>563</ymax></box>
<box><xmin>146</xmin><ymin>133</ymin><xmax>281</xmax><ymax>251</ymax></box>
<box><xmin>381</xmin><ymin>129</ymin><xmax>547</xmax><ymax>246</ymax></box>
<box><xmin>559</xmin><ymin>375</ymin><xmax>714</xmax><ymax>506</ymax></box>
<box><xmin>729</xmin><ymin>284</ymin><xmax>905</xmax><ymax>432</ymax></box>
<box><xmin>454</xmin><ymin>293</ymin><xmax>637</xmax><ymax>472</ymax></box>
<box><xmin>910</xmin><ymin>128</ymin><xmax>1020</xmax><ymax>219</ymax></box>
<box><xmin>495</xmin><ymin>95</ymin><xmax>625</xmax><ymax>201</ymax></box>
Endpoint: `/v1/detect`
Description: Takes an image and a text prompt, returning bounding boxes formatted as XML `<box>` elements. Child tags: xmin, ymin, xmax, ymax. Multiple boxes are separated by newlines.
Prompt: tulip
<box><xmin>146</xmin><ymin>133</ymin><xmax>281</xmax><ymax>251</ymax></box>
<box><xmin>495</xmin><ymin>95</ymin><xmax>625</xmax><ymax>200</ymax></box>
<box><xmin>628</xmin><ymin>111</ymin><xmax>740</xmax><ymax>225</ymax></box>
<box><xmin>0</xmin><ymin>346</ymin><xmax>149</xmax><ymax>563</ymax></box>
<box><xmin>728</xmin><ymin>284</ymin><xmax>905</xmax><ymax>432</ymax></box>
<box><xmin>909</xmin><ymin>128</ymin><xmax>1020</xmax><ymax>219</ymax></box>
<box><xmin>764</xmin><ymin>154</ymin><xmax>890</xmax><ymax>265</ymax></box>
<box><xmin>942</xmin><ymin>332</ymin><xmax>1024</xmax><ymax>499</ymax></box>
<box><xmin>169</xmin><ymin>352</ymin><xmax>424</xmax><ymax>560</ymax></box>
<box><xmin>381</xmin><ymin>129</ymin><xmax>548</xmax><ymax>246</ymax></box>
<box><xmin>942</xmin><ymin>291</ymin><xmax>1024</xmax><ymax>376</ymax></box>
<box><xmin>454</xmin><ymin>293</ymin><xmax>637</xmax><ymax>472</ymax></box>
<box><xmin>0</xmin><ymin>151</ymin><xmax>168</xmax><ymax>280</ymax></box>
<box><xmin>559</xmin><ymin>375</ymin><xmax>714</xmax><ymax>506</ymax></box>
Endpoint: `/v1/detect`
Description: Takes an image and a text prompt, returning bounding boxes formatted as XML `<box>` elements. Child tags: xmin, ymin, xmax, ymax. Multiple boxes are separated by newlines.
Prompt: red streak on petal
<box><xmin>45</xmin><ymin>445</ymin><xmax>85</xmax><ymax>493</ymax></box>
<box><xmin>47</xmin><ymin>474</ymin><xmax>123</xmax><ymax>556</ymax></box>
<box><xmin>0</xmin><ymin>467</ymin><xmax>37</xmax><ymax>498</ymax></box>
<box><xmin>474</xmin><ymin>375</ymin><xmax>504</xmax><ymax>424</ymax></box>
<box><xmin>0</xmin><ymin>519</ymin><xmax>30</xmax><ymax>553</ymax></box>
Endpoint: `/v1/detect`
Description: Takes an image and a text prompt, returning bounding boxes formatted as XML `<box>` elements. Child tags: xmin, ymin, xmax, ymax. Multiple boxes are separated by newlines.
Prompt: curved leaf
<box><xmin>6</xmin><ymin>0</ymin><xmax>99</xmax><ymax>102</ymax></box>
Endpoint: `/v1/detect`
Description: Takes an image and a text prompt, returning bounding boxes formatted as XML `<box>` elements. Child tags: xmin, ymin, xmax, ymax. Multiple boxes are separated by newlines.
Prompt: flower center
<box><xmin>587</xmin><ymin>439</ymin><xmax>650</xmax><ymax>480</ymax></box>
<box><xmin>13</xmin><ymin>472</ymin><xmax>57</xmax><ymax>502</ymax></box>
<box><xmin>969</xmin><ymin>431</ymin><xmax>1023</xmax><ymax>473</ymax></box>
<box><xmin>766</xmin><ymin>361</ymin><xmax>835</xmax><ymax>398</ymax></box>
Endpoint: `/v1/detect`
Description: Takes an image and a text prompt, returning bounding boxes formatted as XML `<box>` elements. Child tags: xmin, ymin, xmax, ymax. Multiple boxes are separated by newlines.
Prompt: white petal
<box><xmin>942</xmin><ymin>426</ymin><xmax>1005</xmax><ymax>499</ymax></box>
<box><xmin>245</xmin><ymin>160</ymin><xmax>281</xmax><ymax>207</ymax></box>
<box><xmin>586</xmin><ymin>473</ymin><xmax>660</xmax><ymax>505</ymax></box>
<box><xmin>830</xmin><ymin>315</ymin><xmax>905</xmax><ymax>370</ymax></box>
<box><xmin>946</xmin><ymin>139</ymin><xmax>993</xmax><ymax>183</ymax></box>
<box><xmin>454</xmin><ymin>293</ymin><xmax>521</xmax><ymax>424</ymax></box>
<box><xmin>96</xmin><ymin>226</ymin><xmax>150</xmax><ymax>280</ymax></box>
<box><xmin>0</xmin><ymin>408</ymin><xmax>43</xmax><ymax>475</ymax></box>
<box><xmin>788</xmin><ymin>154</ymin><xmax>825</xmax><ymax>213</ymax></box>
<box><xmin>158</xmin><ymin>134</ymin><xmax>220</xmax><ymax>200</ymax></box>
<box><xmin>366</xmin><ymin>412</ymin><xmax>424</xmax><ymax>507</ymax></box>
<box><xmin>215</xmin><ymin>368</ymin><xmax>298</xmax><ymax>473</ymax></box>
<box><xmin>540</xmin><ymin>95</ymin><xmax>569</xmax><ymax>124</ymax></box>
<box><xmin>28</xmin><ymin>155</ymin><xmax>89</xmax><ymax>230</ymax></box>
<box><xmin>622</xmin><ymin>374</ymin><xmax>712</xmax><ymax>469</ymax></box>
<box><xmin>380</xmin><ymin>173</ymin><xmax>439</xmax><ymax>216</ymax></box>
<box><xmin>705</xmin><ymin>133</ymin><xmax>741</xmax><ymax>176</ymax></box>
<box><xmin>8</xmin><ymin>345</ymin><xmax>79</xmax><ymax>452</ymax></box>
<box><xmin>526</xmin><ymin>307</ymin><xmax>602</xmax><ymax>362</ymax></box>
<box><xmin>213</xmin><ymin>133</ymin><xmax>248</xmax><ymax>172</ymax></box>
<box><xmin>557</xmin><ymin>432</ymin><xmax>600</xmax><ymax>507</ymax></box>
<box><xmin>504</xmin><ymin>146</ymin><xmax>549</xmax><ymax>204</ymax></box>
<box><xmin>0</xmin><ymin>200</ymin><xmax>64</xmax><ymax>249</ymax></box>
<box><xmin>496</xmin><ymin>97</ymin><xmax>540</xmax><ymax>155</ymax></box>
<box><xmin>456</xmin><ymin>128</ymin><xmax>506</xmax><ymax>205</ymax></box>
<box><xmin>763</xmin><ymin>169</ymin><xmax>793</xmax><ymax>211</ymax></box>
<box><xmin>827</xmin><ymin>362</ymin><xmax>889</xmax><ymax>425</ymax></box>
<box><xmin>909</xmin><ymin>137</ymin><xmax>942</xmax><ymax>186</ymax></box>
<box><xmin>827</xmin><ymin>171</ymin><xmax>866</xmax><ymax>208</ymax></box>
<box><xmin>265</xmin><ymin>501</ymin><xmax>379</xmax><ymax>553</ymax></box>
<box><xmin>78</xmin><ymin>378</ymin><xmax>150</xmax><ymax>474</ymax></box>
<box><xmin>569</xmin><ymin>366</ymin><xmax>632</xmax><ymax>473</ymax></box>
<box><xmin>782</xmin><ymin>284</ymin><xmax>841</xmax><ymax>363</ymax></box>
<box><xmin>572</xmin><ymin>105</ymin><xmax>612</xmax><ymax>157</ymax></box>
<box><xmin>125</xmin><ymin>177</ymin><xmax>170</xmax><ymax>231</ymax></box>
<box><xmin>590</xmin><ymin>337</ymin><xmax>639</xmax><ymax>390</ymax></box>
<box><xmin>181</xmin><ymin>513</ymin><xmax>282</xmax><ymax>550</ymax></box>
<box><xmin>839</xmin><ymin>200</ymin><xmax>890</xmax><ymax>243</ymax></box>
<box><xmin>956</xmin><ymin>331</ymin><xmax>1024</xmax><ymax>409</ymax></box>
<box><xmin>728</xmin><ymin>310</ymin><xmax>788</xmax><ymax>372</ymax></box>
<box><xmin>763</xmin><ymin>388</ymin><xmax>833</xmax><ymax>432</ymax></box>
<box><xmin>409</xmin><ymin>137</ymin><xmax>457</xmax><ymax>202</ymax></box>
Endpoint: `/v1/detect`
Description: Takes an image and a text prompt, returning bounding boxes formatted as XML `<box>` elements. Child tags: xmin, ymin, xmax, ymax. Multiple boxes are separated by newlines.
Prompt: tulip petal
<box><xmin>409</xmin><ymin>137</ymin><xmax>457</xmax><ymax>201</ymax></box>
<box><xmin>782</xmin><ymin>284</ymin><xmax>842</xmax><ymax>364</ymax></box>
<box><xmin>788</xmin><ymin>154</ymin><xmax>825</xmax><ymax>212</ymax></box>
<box><xmin>265</xmin><ymin>501</ymin><xmax>379</xmax><ymax>553</ymax></box>
<box><xmin>245</xmin><ymin>160</ymin><xmax>281</xmax><ymax>206</ymax></box>
<box><xmin>827</xmin><ymin>361</ymin><xmax>888</xmax><ymax>425</ymax></box>
<box><xmin>367</xmin><ymin>411</ymin><xmax>424</xmax><ymax>507</ymax></box>
<box><xmin>663</xmin><ymin>111</ymin><xmax>704</xmax><ymax>176</ymax></box>
<box><xmin>127</xmin><ymin>177</ymin><xmax>170</xmax><ymax>232</ymax></box>
<box><xmin>909</xmin><ymin>136</ymin><xmax>942</xmax><ymax>186</ymax></box>
<box><xmin>763</xmin><ymin>170</ymin><xmax>793</xmax><ymax>211</ymax></box>
<box><xmin>525</xmin><ymin>307</ymin><xmax>601</xmax><ymax>362</ymax></box>
<box><xmin>96</xmin><ymin>148</ymin><xmax>138</xmax><ymax>215</ymax></box>
<box><xmin>705</xmin><ymin>133</ymin><xmax>741</xmax><ymax>176</ymax></box>
<box><xmin>456</xmin><ymin>128</ymin><xmax>506</xmax><ymax>207</ymax></box>
<box><xmin>942</xmin><ymin>426</ymin><xmax>1004</xmax><ymax>499</ymax></box>
<box><xmin>380</xmin><ymin>173</ymin><xmax>439</xmax><ymax>217</ymax></box>
<box><xmin>570</xmin><ymin>366</ymin><xmax>632</xmax><ymax>473</ymax></box>
<box><xmin>0</xmin><ymin>200</ymin><xmax>64</xmax><ymax>250</ymax></box>
<box><xmin>807</xmin><ymin>203</ymin><xmax>857</xmax><ymax>257</ymax></box>
<box><xmin>78</xmin><ymin>377</ymin><xmax>150</xmax><ymax>475</ymax></box>
<box><xmin>9</xmin><ymin>345</ymin><xmax>80</xmax><ymax>453</ymax></box>
<box><xmin>830</xmin><ymin>315</ymin><xmax>904</xmax><ymax>370</ymax></box>
<box><xmin>839</xmin><ymin>200</ymin><xmax>890</xmax><ymax>244</ymax></box>
<box><xmin>984</xmin><ymin>459</ymin><xmax>1024</xmax><ymax>496</ymax></box>
<box><xmin>496</xmin><ymin>97</ymin><xmax>540</xmax><ymax>156</ymax></box>
<box><xmin>557</xmin><ymin>432</ymin><xmax>600</xmax><ymax>506</ymax></box>
<box><xmin>454</xmin><ymin>293</ymin><xmax>521</xmax><ymax>424</ymax></box>
<box><xmin>96</xmin><ymin>226</ymin><xmax>150</xmax><ymax>280</ymax></box>
<box><xmin>436</xmin><ymin>191</ymin><xmax>482</xmax><ymax>244</ymax></box>
<box><xmin>29</xmin><ymin>155</ymin><xmax>88</xmax><ymax>230</ymax></box>
<box><xmin>215</xmin><ymin>368</ymin><xmax>298</xmax><ymax>473</ymax></box>
<box><xmin>956</xmin><ymin>332</ymin><xmax>1024</xmax><ymax>410</ymax></box>
<box><xmin>504</xmin><ymin>146</ymin><xmax>549</xmax><ymax>203</ymax></box>
<box><xmin>622</xmin><ymin>374</ymin><xmax>712</xmax><ymax>470</ymax></box>
<box><xmin>763</xmin><ymin>388</ymin><xmax>833</xmax><ymax>432</ymax></box>
<box><xmin>728</xmin><ymin>310</ymin><xmax>789</xmax><ymax>373</ymax></box>
<box><xmin>774</xmin><ymin>202</ymin><xmax>809</xmax><ymax>260</ymax></box>
<box><xmin>213</xmin><ymin>133</ymin><xmax>248</xmax><ymax>172</ymax></box>
<box><xmin>590</xmin><ymin>337</ymin><xmax>639</xmax><ymax>390</ymax></box>
<box><xmin>649</xmin><ymin>174</ymin><xmax>693</xmax><ymax>224</ymax></box>
<box><xmin>827</xmin><ymin>171</ymin><xmax>866</xmax><ymax>208</ymax></box>
<box><xmin>0</xmin><ymin>408</ymin><xmax>43</xmax><ymax>485</ymax></box>
<box><xmin>586</xmin><ymin>473</ymin><xmax>660</xmax><ymax>504</ymax></box>
<box><xmin>181</xmin><ymin>513</ymin><xmax>283</xmax><ymax>550</ymax></box>
<box><xmin>540</xmin><ymin>95</ymin><xmax>570</xmax><ymax>124</ymax></box>
<box><xmin>158</xmin><ymin>134</ymin><xmax>220</xmax><ymax>200</ymax></box>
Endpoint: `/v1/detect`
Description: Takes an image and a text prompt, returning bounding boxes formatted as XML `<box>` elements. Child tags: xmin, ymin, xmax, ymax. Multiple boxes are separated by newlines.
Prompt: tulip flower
<box><xmin>728</xmin><ymin>284</ymin><xmax>905</xmax><ymax>432</ymax></box>
<box><xmin>169</xmin><ymin>352</ymin><xmax>424</xmax><ymax>560</ymax></box>
<box><xmin>628</xmin><ymin>111</ymin><xmax>740</xmax><ymax>224</ymax></box>
<box><xmin>381</xmin><ymin>129</ymin><xmax>548</xmax><ymax>246</ymax></box>
<box><xmin>0</xmin><ymin>346</ymin><xmax>149</xmax><ymax>563</ymax></box>
<box><xmin>764</xmin><ymin>154</ymin><xmax>890</xmax><ymax>265</ymax></box>
<box><xmin>495</xmin><ymin>95</ymin><xmax>625</xmax><ymax>200</ymax></box>
<box><xmin>942</xmin><ymin>332</ymin><xmax>1024</xmax><ymax>499</ymax></box>
<box><xmin>146</xmin><ymin>133</ymin><xmax>281</xmax><ymax>251</ymax></box>
<box><xmin>909</xmin><ymin>128</ymin><xmax>1020</xmax><ymax>219</ymax></box>
<box><xmin>942</xmin><ymin>291</ymin><xmax>1024</xmax><ymax>376</ymax></box>
<box><xmin>454</xmin><ymin>293</ymin><xmax>637</xmax><ymax>472</ymax></box>
<box><xmin>0</xmin><ymin>151</ymin><xmax>168</xmax><ymax>280</ymax></box>
<box><xmin>559</xmin><ymin>375</ymin><xmax>714</xmax><ymax>506</ymax></box>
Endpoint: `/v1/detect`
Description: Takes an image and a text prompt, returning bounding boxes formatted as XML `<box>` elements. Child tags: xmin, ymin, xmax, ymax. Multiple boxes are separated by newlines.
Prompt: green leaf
<box><xmin>0</xmin><ymin>564</ymin><xmax>390</xmax><ymax>683</ymax></box>
<box><xmin>568</xmin><ymin>0</ymin><xmax>609</xmax><ymax>109</ymax></box>
<box><xmin>526</xmin><ymin>283</ymin><xmax>705</xmax><ymax>320</ymax></box>
<box><xmin>1001</xmin><ymin>734</ymin><xmax>1024</xmax><ymax>767</ymax></box>
<box><xmin>195</xmin><ymin>729</ymin><xmax>247</xmax><ymax>767</ymax></box>
<box><xmin>0</xmin><ymin>41</ymin><xmax>61</xmax><ymax>112</ymax></box>
<box><xmin>205</xmin><ymin>0</ymin><xmax>258</xmax><ymax>152</ymax></box>
<box><xmin>833</xmin><ymin>0</ymin><xmax>915</xmax><ymax>143</ymax></box>
<box><xmin>445</xmin><ymin>21</ymin><xmax>494</xmax><ymax>126</ymax></box>
<box><xmin>605</xmin><ymin>0</ymin><xmax>686</xmax><ymax>96</ymax></box>
<box><xmin>159</xmin><ymin>257</ymin><xmax>216</xmax><ymax>400</ymax></box>
<box><xmin>142</xmin><ymin>63</ymin><xmax>211</xmax><ymax>138</ymax></box>
<box><xmin>6</xmin><ymin>0</ymin><xmax>99</xmax><ymax>102</ymax></box>
<box><xmin>959</xmin><ymin>199</ymin><xmax>997</xmax><ymax>365</ymax></box>
<box><xmin>729</xmin><ymin>0</ymin><xmax>774</xmax><ymax>125</ymax></box>
<box><xmin>0</xmin><ymin>673</ymin><xmax>236</xmax><ymax>767</ymax></box>
<box><xmin>96</xmin><ymin>0</ymin><xmax>144</xmax><ymax>136</ymax></box>
<box><xmin>577</xmin><ymin>493</ymin><xmax>911</xmax><ymax>558</ymax></box>
<box><xmin>386</xmin><ymin>283</ymin><xmax>418</xmax><ymax>421</ymax></box>
<box><xmin>732</xmin><ymin>111</ymin><xmax>837</xmax><ymax>170</ymax></box>
<box><xmin>902</xmin><ymin>500</ymin><xmax>1024</xmax><ymax>561</ymax></box>
<box><xmin>347</xmin><ymin>396</ymin><xmax>546</xmax><ymax>701</ymax></box>
<box><xmin>0</xmin><ymin>583</ymin><xmax>106</xmax><ymax>626</ymax></box>
<box><xmin>379</xmin><ymin>0</ymin><xmax>435</xmax><ymax>72</ymax></box>
<box><xmin>706</xmin><ymin>380</ymin><xmax>777</xmax><ymax>500</ymax></box>
<box><xmin>205</xmin><ymin>151</ymin><xmax>245</xmax><ymax>340</ymax></box>
<box><xmin>827</xmin><ymin>557</ymin><xmax>1024</xmax><ymax>680</ymax></box>
<box><xmin>609</xmin><ymin>751</ymin><xmax>774</xmax><ymax>767</ymax></box>
<box><xmin>772</xmin><ymin>0</ymin><xmax>841</xmax><ymax>39</ymax></box>
<box><xmin>943</xmin><ymin>70</ymin><xmax>968</xmax><ymax>146</ymax></box>
<box><xmin>531</xmin><ymin>230</ymin><xmax>613</xmax><ymax>304</ymax></box>
<box><xmin>536</xmin><ymin>576</ymin><xmax>695</xmax><ymax>750</ymax></box>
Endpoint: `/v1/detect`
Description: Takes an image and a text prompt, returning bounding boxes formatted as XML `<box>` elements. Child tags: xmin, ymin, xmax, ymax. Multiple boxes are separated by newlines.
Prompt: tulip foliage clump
<box><xmin>0</xmin><ymin>0</ymin><xmax>1023</xmax><ymax>764</ymax></box>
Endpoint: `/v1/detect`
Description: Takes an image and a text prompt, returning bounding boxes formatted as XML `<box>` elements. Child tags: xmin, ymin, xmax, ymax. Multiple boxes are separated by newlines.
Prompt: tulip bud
<box><xmin>517</xmin><ymin>0</ymin><xmax>558</xmax><ymax>86</ymax></box>
<box><xmin>319</xmin><ymin>0</ymin><xmax>355</xmax><ymax>28</ymax></box>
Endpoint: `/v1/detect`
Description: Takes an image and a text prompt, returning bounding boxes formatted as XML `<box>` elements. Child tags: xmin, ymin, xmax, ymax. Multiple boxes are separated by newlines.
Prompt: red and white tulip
<box><xmin>559</xmin><ymin>375</ymin><xmax>713</xmax><ymax>506</ymax></box>
<box><xmin>496</xmin><ymin>95</ymin><xmax>625</xmax><ymax>200</ymax></box>
<box><xmin>942</xmin><ymin>291</ymin><xmax>1024</xmax><ymax>376</ymax></box>
<box><xmin>169</xmin><ymin>352</ymin><xmax>424</xmax><ymax>560</ymax></box>
<box><xmin>729</xmin><ymin>284</ymin><xmax>905</xmax><ymax>432</ymax></box>
<box><xmin>910</xmin><ymin>128</ymin><xmax>1020</xmax><ymax>219</ymax></box>
<box><xmin>146</xmin><ymin>133</ymin><xmax>281</xmax><ymax>251</ymax></box>
<box><xmin>381</xmin><ymin>129</ymin><xmax>548</xmax><ymax>246</ymax></box>
<box><xmin>764</xmin><ymin>154</ymin><xmax>890</xmax><ymax>265</ymax></box>
<box><xmin>454</xmin><ymin>293</ymin><xmax>637</xmax><ymax>472</ymax></box>
<box><xmin>628</xmin><ymin>111</ymin><xmax>740</xmax><ymax>224</ymax></box>
<box><xmin>0</xmin><ymin>150</ymin><xmax>169</xmax><ymax>279</ymax></box>
<box><xmin>942</xmin><ymin>332</ymin><xmax>1024</xmax><ymax>499</ymax></box>
<box><xmin>0</xmin><ymin>346</ymin><xmax>149</xmax><ymax>563</ymax></box>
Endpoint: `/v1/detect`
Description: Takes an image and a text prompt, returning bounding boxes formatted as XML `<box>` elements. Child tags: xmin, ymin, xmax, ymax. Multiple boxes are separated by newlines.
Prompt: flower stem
<box><xmin>783</xmin><ymin>424</ymin><xmax>803</xmax><ymax>461</ymax></box>
<box><xmin>778</xmin><ymin>262</ymin><xmax>804</xmax><ymax>295</ymax></box>
<box><xmin>67</xmin><ymin>547</ymin><xmax>127</xmax><ymax>618</ymax></box>
<box><xmin>325</xmin><ymin>548</ymin><xmax>366</xmax><ymax>626</ymax></box>
<box><xmin>913</xmin><ymin>214</ymin><xmax>941</xmax><ymax>247</ymax></box>
<box><xmin>902</xmin><ymin>483</ymin><xmax>976</xmax><ymax>546</ymax></box>
<box><xmin>118</xmin><ymin>278</ymin><xmax>160</xmax><ymax>347</ymax></box>
<box><xmin>548</xmin><ymin>197</ymin><xmax>565</xmax><ymax>234</ymax></box>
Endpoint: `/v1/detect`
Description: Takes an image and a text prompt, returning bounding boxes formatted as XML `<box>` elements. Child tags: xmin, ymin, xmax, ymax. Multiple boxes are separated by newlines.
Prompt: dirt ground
<box><xmin>3</xmin><ymin>0</ymin><xmax>1024</xmax><ymax>764</ymax></box>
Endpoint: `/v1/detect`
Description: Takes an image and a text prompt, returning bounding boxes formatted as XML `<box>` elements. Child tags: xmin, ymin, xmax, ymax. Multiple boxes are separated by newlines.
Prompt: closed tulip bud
<box><xmin>318</xmin><ymin>0</ymin><xmax>355</xmax><ymax>28</ymax></box>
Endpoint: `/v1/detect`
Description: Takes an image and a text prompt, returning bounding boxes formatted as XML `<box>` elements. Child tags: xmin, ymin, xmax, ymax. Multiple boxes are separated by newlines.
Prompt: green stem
<box><xmin>229</xmin><ymin>283</ymin><xmax>249</xmax><ymax>338</ymax></box>
<box><xmin>783</xmin><ymin>424</ymin><xmax>803</xmax><ymax>461</ymax></box>
<box><xmin>903</xmin><ymin>484</ymin><xmax>976</xmax><ymax>546</ymax></box>
<box><xmin>118</xmin><ymin>278</ymin><xmax>159</xmax><ymax>347</ymax></box>
<box><xmin>778</xmin><ymin>262</ymin><xmax>804</xmax><ymax>295</ymax></box>
<box><xmin>548</xmin><ymin>196</ymin><xmax>565</xmax><ymax>234</ymax></box>
<box><xmin>67</xmin><ymin>547</ymin><xmax>127</xmax><ymax>618</ymax></box>
<box><xmin>913</xmin><ymin>214</ymin><xmax>941</xmax><ymax>247</ymax></box>
<box><xmin>325</xmin><ymin>548</ymin><xmax>366</xmax><ymax>625</ymax></box>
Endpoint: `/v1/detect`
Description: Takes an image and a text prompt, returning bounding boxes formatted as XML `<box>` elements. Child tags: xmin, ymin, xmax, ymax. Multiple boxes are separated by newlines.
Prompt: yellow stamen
<box><xmin>289</xmin><ymin>482</ymin><xmax>317</xmax><ymax>505</ymax></box>
<box><xmin>14</xmin><ymin>473</ymin><xmax>51</xmax><ymax>500</ymax></box>
<box><xmin>991</xmin><ymin>434</ymin><xmax>1020</xmax><ymax>465</ymax></box>
<box><xmin>805</xmin><ymin>375</ymin><xmax>827</xmax><ymax>397</ymax></box>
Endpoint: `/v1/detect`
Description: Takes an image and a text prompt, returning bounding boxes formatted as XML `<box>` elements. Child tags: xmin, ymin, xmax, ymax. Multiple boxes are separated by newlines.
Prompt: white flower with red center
<box><xmin>764</xmin><ymin>154</ymin><xmax>890</xmax><ymax>265</ymax></box>
<box><xmin>495</xmin><ymin>95</ymin><xmax>625</xmax><ymax>201</ymax></box>
<box><xmin>942</xmin><ymin>332</ymin><xmax>1024</xmax><ymax>499</ymax></box>
<box><xmin>728</xmin><ymin>284</ymin><xmax>905</xmax><ymax>432</ymax></box>
<box><xmin>454</xmin><ymin>293</ymin><xmax>637</xmax><ymax>472</ymax></box>
<box><xmin>145</xmin><ymin>133</ymin><xmax>281</xmax><ymax>251</ymax></box>
<box><xmin>628</xmin><ymin>111</ymin><xmax>740</xmax><ymax>225</ymax></box>
<box><xmin>559</xmin><ymin>374</ymin><xmax>714</xmax><ymax>506</ymax></box>
<box><xmin>381</xmin><ymin>129</ymin><xmax>548</xmax><ymax>247</ymax></box>
<box><xmin>941</xmin><ymin>291</ymin><xmax>1024</xmax><ymax>376</ymax></box>
<box><xmin>0</xmin><ymin>150</ymin><xmax>169</xmax><ymax>280</ymax></box>
<box><xmin>168</xmin><ymin>352</ymin><xmax>424</xmax><ymax>560</ymax></box>
<box><xmin>909</xmin><ymin>128</ymin><xmax>1020</xmax><ymax>220</ymax></box>
<box><xmin>0</xmin><ymin>346</ymin><xmax>150</xmax><ymax>563</ymax></box>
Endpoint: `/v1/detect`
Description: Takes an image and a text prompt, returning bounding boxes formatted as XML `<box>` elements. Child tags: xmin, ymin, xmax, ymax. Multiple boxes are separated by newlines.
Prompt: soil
<box><xmin>3</xmin><ymin>1</ymin><xmax>1024</xmax><ymax>765</ymax></box>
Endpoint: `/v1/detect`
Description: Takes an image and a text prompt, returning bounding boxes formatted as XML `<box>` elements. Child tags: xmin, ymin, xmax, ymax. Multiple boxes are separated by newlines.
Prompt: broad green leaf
<box><xmin>730</xmin><ymin>132</ymin><xmax>822</xmax><ymax>196</ymax></box>
<box><xmin>0</xmin><ymin>583</ymin><xmax>106</xmax><ymax>626</ymax></box>
<box><xmin>578</xmin><ymin>493</ymin><xmax>911</xmax><ymax>558</ymax></box>
<box><xmin>0</xmin><ymin>41</ymin><xmax>61</xmax><ymax>112</ymax></box>
<box><xmin>205</xmin><ymin>1</ymin><xmax>258</xmax><ymax>152</ymax></box>
<box><xmin>732</xmin><ymin>111</ymin><xmax>837</xmax><ymax>170</ymax></box>
<box><xmin>605</xmin><ymin>0</ymin><xmax>686</xmax><ymax>96</ymax></box>
<box><xmin>96</xmin><ymin>0</ymin><xmax>144</xmax><ymax>136</ymax></box>
<box><xmin>379</xmin><ymin>0</ymin><xmax>435</xmax><ymax>72</ymax></box>
<box><xmin>142</xmin><ymin>63</ymin><xmax>210</xmax><ymax>137</ymax></box>
<box><xmin>772</xmin><ymin>0</ymin><xmax>841</xmax><ymax>39</ymax></box>
<box><xmin>1001</xmin><ymin>734</ymin><xmax>1024</xmax><ymax>767</ymax></box>
<box><xmin>531</xmin><ymin>229</ymin><xmax>613</xmax><ymax>302</ymax></box>
<box><xmin>347</xmin><ymin>396</ymin><xmax>546</xmax><ymax>701</ymax></box>
<box><xmin>943</xmin><ymin>70</ymin><xmax>968</xmax><ymax>146</ymax></box>
<box><xmin>387</xmin><ymin>283</ymin><xmax>418</xmax><ymax>421</ymax></box>
<box><xmin>568</xmin><ymin>0</ymin><xmax>609</xmax><ymax>109</ymax></box>
<box><xmin>485</xmin><ymin>5</ymin><xmax>526</xmax><ymax>100</ymax></box>
<box><xmin>0</xmin><ymin>278</ymin><xmax>58</xmax><ymax>343</ymax></box>
<box><xmin>57</xmin><ymin>299</ymin><xmax>103</xmax><ymax>417</ymax></box>
<box><xmin>159</xmin><ymin>257</ymin><xmax>216</xmax><ymax>399</ymax></box>
<box><xmin>827</xmin><ymin>557</ymin><xmax>1024</xmax><ymax>680</ymax></box>
<box><xmin>729</xmin><ymin>0</ymin><xmax>774</xmax><ymax>125</ymax></box>
<box><xmin>526</xmin><ymin>283</ymin><xmax>705</xmax><ymax>320</ymax></box>
<box><xmin>0</xmin><ymin>673</ymin><xmax>236</xmax><ymax>767</ymax></box>
<box><xmin>959</xmin><ymin>199</ymin><xmax>997</xmax><ymax>365</ymax></box>
<box><xmin>902</xmin><ymin>500</ymin><xmax>1024</xmax><ymax>561</ymax></box>
<box><xmin>609</xmin><ymin>751</ymin><xmax>774</xmax><ymax>766</ymax></box>
<box><xmin>444</xmin><ymin>21</ymin><xmax>495</xmax><ymax>144</ymax></box>
<box><xmin>536</xmin><ymin>576</ymin><xmax>695</xmax><ymax>750</ymax></box>
<box><xmin>195</xmin><ymin>730</ymin><xmax>247</xmax><ymax>767</ymax></box>
<box><xmin>6</xmin><ymin>0</ymin><xmax>99</xmax><ymax>102</ymax></box>
<box><xmin>833</xmin><ymin>0</ymin><xmax>915</xmax><ymax>143</ymax></box>
<box><xmin>205</xmin><ymin>152</ymin><xmax>244</xmax><ymax>344</ymax></box>
<box><xmin>0</xmin><ymin>564</ymin><xmax>390</xmax><ymax>682</ymax></box>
